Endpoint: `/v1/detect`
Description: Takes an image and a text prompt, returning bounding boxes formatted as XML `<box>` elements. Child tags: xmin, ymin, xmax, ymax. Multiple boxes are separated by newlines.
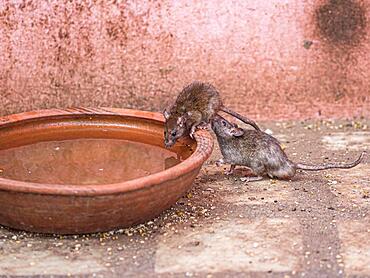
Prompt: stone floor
<box><xmin>0</xmin><ymin>118</ymin><xmax>369</xmax><ymax>278</ymax></box>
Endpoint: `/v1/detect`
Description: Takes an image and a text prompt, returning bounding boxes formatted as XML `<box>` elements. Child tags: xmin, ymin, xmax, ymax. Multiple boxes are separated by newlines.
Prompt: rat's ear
<box><xmin>163</xmin><ymin>109</ymin><xmax>170</xmax><ymax>120</ymax></box>
<box><xmin>230</xmin><ymin>127</ymin><xmax>244</xmax><ymax>137</ymax></box>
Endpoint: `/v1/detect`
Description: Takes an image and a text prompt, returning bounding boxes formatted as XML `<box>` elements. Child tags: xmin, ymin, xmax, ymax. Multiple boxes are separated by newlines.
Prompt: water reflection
<box><xmin>0</xmin><ymin>139</ymin><xmax>181</xmax><ymax>185</ymax></box>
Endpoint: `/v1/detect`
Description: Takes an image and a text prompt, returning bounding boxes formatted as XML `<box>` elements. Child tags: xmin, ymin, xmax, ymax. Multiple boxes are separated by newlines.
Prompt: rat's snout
<box><xmin>164</xmin><ymin>129</ymin><xmax>170</xmax><ymax>147</ymax></box>
<box><xmin>164</xmin><ymin>138</ymin><xmax>175</xmax><ymax>149</ymax></box>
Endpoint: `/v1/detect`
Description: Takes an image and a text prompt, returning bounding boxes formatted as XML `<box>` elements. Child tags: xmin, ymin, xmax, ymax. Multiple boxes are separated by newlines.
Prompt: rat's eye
<box><xmin>222</xmin><ymin>120</ymin><xmax>227</xmax><ymax>126</ymax></box>
<box><xmin>171</xmin><ymin>130</ymin><xmax>177</xmax><ymax>137</ymax></box>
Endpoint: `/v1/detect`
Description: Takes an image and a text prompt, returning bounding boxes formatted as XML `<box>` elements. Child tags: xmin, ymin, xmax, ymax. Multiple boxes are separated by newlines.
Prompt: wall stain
<box><xmin>0</xmin><ymin>2</ymin><xmax>17</xmax><ymax>30</ymax></box>
<box><xmin>306</xmin><ymin>0</ymin><xmax>369</xmax><ymax>103</ymax></box>
<box><xmin>105</xmin><ymin>2</ymin><xmax>152</xmax><ymax>47</ymax></box>
<box><xmin>315</xmin><ymin>0</ymin><xmax>367</xmax><ymax>48</ymax></box>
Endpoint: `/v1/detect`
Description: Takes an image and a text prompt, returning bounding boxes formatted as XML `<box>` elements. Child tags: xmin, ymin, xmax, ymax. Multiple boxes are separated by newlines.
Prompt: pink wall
<box><xmin>0</xmin><ymin>0</ymin><xmax>369</xmax><ymax>120</ymax></box>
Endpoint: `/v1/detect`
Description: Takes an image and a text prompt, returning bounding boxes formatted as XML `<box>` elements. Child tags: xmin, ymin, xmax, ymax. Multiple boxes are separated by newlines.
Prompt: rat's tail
<box><xmin>219</xmin><ymin>106</ymin><xmax>260</xmax><ymax>131</ymax></box>
<box><xmin>296</xmin><ymin>151</ymin><xmax>366</xmax><ymax>171</ymax></box>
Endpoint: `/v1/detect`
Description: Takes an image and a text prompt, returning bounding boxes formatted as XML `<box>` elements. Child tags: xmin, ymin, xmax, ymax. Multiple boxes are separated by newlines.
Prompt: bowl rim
<box><xmin>0</xmin><ymin>107</ymin><xmax>213</xmax><ymax>196</ymax></box>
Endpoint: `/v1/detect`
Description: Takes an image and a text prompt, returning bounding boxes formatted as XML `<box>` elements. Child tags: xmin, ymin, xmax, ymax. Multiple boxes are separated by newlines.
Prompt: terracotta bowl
<box><xmin>0</xmin><ymin>108</ymin><xmax>213</xmax><ymax>234</ymax></box>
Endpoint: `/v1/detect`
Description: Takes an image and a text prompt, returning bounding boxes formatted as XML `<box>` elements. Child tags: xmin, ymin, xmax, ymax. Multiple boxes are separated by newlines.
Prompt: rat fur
<box><xmin>211</xmin><ymin>115</ymin><xmax>366</xmax><ymax>181</ymax></box>
<box><xmin>163</xmin><ymin>81</ymin><xmax>260</xmax><ymax>147</ymax></box>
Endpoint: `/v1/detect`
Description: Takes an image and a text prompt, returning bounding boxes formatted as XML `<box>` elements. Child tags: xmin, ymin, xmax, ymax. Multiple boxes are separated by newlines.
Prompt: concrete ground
<box><xmin>0</xmin><ymin>118</ymin><xmax>369</xmax><ymax>278</ymax></box>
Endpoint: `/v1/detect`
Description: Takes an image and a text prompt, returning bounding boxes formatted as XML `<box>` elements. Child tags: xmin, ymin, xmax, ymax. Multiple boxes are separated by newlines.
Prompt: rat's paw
<box><xmin>189</xmin><ymin>125</ymin><xmax>198</xmax><ymax>139</ymax></box>
<box><xmin>224</xmin><ymin>165</ymin><xmax>236</xmax><ymax>175</ymax></box>
<box><xmin>197</xmin><ymin>122</ymin><xmax>210</xmax><ymax>130</ymax></box>
<box><xmin>224</xmin><ymin>169</ymin><xmax>234</xmax><ymax>175</ymax></box>
<box><xmin>189</xmin><ymin>130</ymin><xmax>195</xmax><ymax>139</ymax></box>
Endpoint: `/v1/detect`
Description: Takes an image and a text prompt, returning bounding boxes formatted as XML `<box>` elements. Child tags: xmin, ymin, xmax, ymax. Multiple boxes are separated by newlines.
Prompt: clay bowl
<box><xmin>0</xmin><ymin>108</ymin><xmax>213</xmax><ymax>234</ymax></box>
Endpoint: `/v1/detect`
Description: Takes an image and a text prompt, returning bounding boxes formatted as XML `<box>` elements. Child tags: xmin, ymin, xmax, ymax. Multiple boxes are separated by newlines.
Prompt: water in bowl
<box><xmin>0</xmin><ymin>139</ymin><xmax>182</xmax><ymax>185</ymax></box>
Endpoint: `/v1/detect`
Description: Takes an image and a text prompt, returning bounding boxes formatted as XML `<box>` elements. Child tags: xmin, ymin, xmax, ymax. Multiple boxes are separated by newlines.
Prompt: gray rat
<box><xmin>163</xmin><ymin>81</ymin><xmax>260</xmax><ymax>148</ymax></box>
<box><xmin>211</xmin><ymin>115</ymin><xmax>366</xmax><ymax>181</ymax></box>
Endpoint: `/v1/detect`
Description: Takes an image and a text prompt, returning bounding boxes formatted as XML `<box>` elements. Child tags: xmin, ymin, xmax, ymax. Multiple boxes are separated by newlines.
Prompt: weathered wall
<box><xmin>0</xmin><ymin>0</ymin><xmax>369</xmax><ymax>120</ymax></box>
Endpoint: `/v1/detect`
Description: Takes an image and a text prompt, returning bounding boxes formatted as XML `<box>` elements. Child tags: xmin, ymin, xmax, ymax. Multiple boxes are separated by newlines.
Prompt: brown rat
<box><xmin>211</xmin><ymin>115</ymin><xmax>366</xmax><ymax>181</ymax></box>
<box><xmin>163</xmin><ymin>81</ymin><xmax>260</xmax><ymax>148</ymax></box>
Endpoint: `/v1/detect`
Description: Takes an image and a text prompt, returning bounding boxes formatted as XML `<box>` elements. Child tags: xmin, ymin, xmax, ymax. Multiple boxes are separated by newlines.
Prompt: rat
<box><xmin>211</xmin><ymin>115</ymin><xmax>366</xmax><ymax>181</ymax></box>
<box><xmin>163</xmin><ymin>81</ymin><xmax>260</xmax><ymax>148</ymax></box>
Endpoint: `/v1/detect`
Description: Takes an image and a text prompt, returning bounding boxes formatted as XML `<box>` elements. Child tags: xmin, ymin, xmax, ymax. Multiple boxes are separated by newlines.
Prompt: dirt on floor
<box><xmin>0</xmin><ymin>118</ymin><xmax>369</xmax><ymax>278</ymax></box>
